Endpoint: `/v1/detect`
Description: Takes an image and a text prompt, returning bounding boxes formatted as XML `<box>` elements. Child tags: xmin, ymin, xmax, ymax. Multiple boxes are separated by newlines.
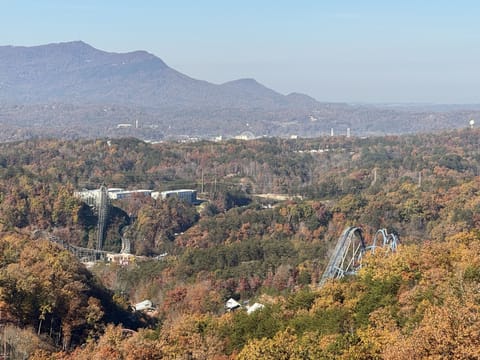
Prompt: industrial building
<box><xmin>75</xmin><ymin>187</ymin><xmax>152</xmax><ymax>201</ymax></box>
<box><xmin>158</xmin><ymin>189</ymin><xmax>197</xmax><ymax>204</ymax></box>
<box><xmin>76</xmin><ymin>187</ymin><xmax>197</xmax><ymax>204</ymax></box>
<box><xmin>108</xmin><ymin>189</ymin><xmax>152</xmax><ymax>200</ymax></box>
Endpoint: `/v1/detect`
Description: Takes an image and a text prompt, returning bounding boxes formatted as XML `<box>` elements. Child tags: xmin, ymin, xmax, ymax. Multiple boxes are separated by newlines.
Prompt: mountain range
<box><xmin>0</xmin><ymin>41</ymin><xmax>478</xmax><ymax>141</ymax></box>
<box><xmin>0</xmin><ymin>41</ymin><xmax>318</xmax><ymax>109</ymax></box>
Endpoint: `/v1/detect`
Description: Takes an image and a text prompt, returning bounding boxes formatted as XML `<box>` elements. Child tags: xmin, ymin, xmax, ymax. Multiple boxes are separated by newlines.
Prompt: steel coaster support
<box><xmin>96</xmin><ymin>185</ymin><xmax>109</xmax><ymax>251</ymax></box>
<box><xmin>320</xmin><ymin>227</ymin><xmax>399</xmax><ymax>286</ymax></box>
<box><xmin>320</xmin><ymin>227</ymin><xmax>365</xmax><ymax>285</ymax></box>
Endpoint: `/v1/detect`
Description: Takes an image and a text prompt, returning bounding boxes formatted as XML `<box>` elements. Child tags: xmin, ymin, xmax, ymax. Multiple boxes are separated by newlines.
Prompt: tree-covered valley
<box><xmin>0</xmin><ymin>129</ymin><xmax>479</xmax><ymax>359</ymax></box>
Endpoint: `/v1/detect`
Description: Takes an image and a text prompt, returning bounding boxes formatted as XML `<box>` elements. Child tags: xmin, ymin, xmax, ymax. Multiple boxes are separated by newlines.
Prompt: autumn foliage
<box><xmin>0</xmin><ymin>130</ymin><xmax>479</xmax><ymax>357</ymax></box>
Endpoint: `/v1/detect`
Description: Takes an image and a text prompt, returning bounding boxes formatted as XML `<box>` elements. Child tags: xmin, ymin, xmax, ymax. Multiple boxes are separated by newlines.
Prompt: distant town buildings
<box><xmin>234</xmin><ymin>131</ymin><xmax>256</xmax><ymax>140</ymax></box>
<box><xmin>116</xmin><ymin>119</ymin><xmax>140</xmax><ymax>129</ymax></box>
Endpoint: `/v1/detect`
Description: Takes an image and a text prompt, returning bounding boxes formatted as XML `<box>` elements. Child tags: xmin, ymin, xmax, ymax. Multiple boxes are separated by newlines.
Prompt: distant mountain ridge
<box><xmin>0</xmin><ymin>41</ymin><xmax>478</xmax><ymax>141</ymax></box>
<box><xmin>0</xmin><ymin>41</ymin><xmax>317</xmax><ymax>109</ymax></box>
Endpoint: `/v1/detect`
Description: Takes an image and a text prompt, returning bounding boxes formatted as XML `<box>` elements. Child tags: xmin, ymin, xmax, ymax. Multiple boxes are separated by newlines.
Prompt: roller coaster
<box><xmin>30</xmin><ymin>229</ymin><xmax>108</xmax><ymax>262</ymax></box>
<box><xmin>34</xmin><ymin>229</ymin><xmax>131</xmax><ymax>263</ymax></box>
<box><xmin>47</xmin><ymin>234</ymin><xmax>109</xmax><ymax>262</ymax></box>
<box><xmin>319</xmin><ymin>227</ymin><xmax>399</xmax><ymax>286</ymax></box>
<box><xmin>38</xmin><ymin>185</ymin><xmax>132</xmax><ymax>262</ymax></box>
<box><xmin>74</xmin><ymin>185</ymin><xmax>110</xmax><ymax>251</ymax></box>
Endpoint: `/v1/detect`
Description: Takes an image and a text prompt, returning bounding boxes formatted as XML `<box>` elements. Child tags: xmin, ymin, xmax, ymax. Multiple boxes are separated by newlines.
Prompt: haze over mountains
<box><xmin>0</xmin><ymin>41</ymin><xmax>478</xmax><ymax>141</ymax></box>
<box><xmin>0</xmin><ymin>41</ymin><xmax>318</xmax><ymax>109</ymax></box>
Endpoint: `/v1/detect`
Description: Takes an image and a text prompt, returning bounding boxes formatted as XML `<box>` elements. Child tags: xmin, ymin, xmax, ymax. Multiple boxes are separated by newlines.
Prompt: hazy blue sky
<box><xmin>2</xmin><ymin>0</ymin><xmax>480</xmax><ymax>103</ymax></box>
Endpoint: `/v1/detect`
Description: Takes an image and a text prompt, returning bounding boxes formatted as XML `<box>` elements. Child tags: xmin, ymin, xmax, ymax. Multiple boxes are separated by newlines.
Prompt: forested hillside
<box><xmin>0</xmin><ymin>130</ymin><xmax>479</xmax><ymax>358</ymax></box>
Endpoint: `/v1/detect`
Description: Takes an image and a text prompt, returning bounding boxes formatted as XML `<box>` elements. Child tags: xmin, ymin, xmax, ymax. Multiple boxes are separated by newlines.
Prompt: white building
<box><xmin>246</xmin><ymin>302</ymin><xmax>265</xmax><ymax>314</ymax></box>
<box><xmin>106</xmin><ymin>253</ymin><xmax>135</xmax><ymax>266</ymax></box>
<box><xmin>77</xmin><ymin>187</ymin><xmax>198</xmax><ymax>204</ymax></box>
<box><xmin>159</xmin><ymin>189</ymin><xmax>197</xmax><ymax>204</ymax></box>
<box><xmin>109</xmin><ymin>189</ymin><xmax>152</xmax><ymax>200</ymax></box>
<box><xmin>225</xmin><ymin>298</ymin><xmax>241</xmax><ymax>311</ymax></box>
<box><xmin>133</xmin><ymin>299</ymin><xmax>155</xmax><ymax>312</ymax></box>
